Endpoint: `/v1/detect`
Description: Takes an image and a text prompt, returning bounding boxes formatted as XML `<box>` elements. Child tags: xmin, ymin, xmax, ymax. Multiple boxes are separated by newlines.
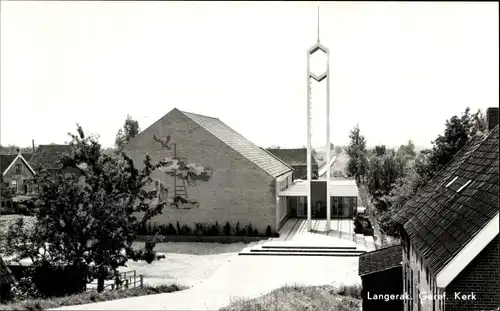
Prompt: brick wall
<box><xmin>402</xmin><ymin>231</ymin><xmax>443</xmax><ymax>311</ymax></box>
<box><xmin>445</xmin><ymin>235</ymin><xmax>499</xmax><ymax>311</ymax></box>
<box><xmin>124</xmin><ymin>109</ymin><xmax>278</xmax><ymax>233</ymax></box>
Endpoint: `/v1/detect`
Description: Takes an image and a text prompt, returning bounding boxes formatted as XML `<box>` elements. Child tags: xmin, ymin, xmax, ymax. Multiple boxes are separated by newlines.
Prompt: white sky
<box><xmin>1</xmin><ymin>1</ymin><xmax>498</xmax><ymax>149</ymax></box>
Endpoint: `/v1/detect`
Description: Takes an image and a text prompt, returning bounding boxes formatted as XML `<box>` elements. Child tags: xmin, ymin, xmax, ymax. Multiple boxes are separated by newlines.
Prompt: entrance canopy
<box><xmin>279</xmin><ymin>179</ymin><xmax>359</xmax><ymax>197</ymax></box>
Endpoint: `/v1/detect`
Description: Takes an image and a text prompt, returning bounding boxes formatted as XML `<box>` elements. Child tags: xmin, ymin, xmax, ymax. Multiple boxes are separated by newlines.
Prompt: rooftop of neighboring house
<box><xmin>0</xmin><ymin>257</ymin><xmax>16</xmax><ymax>285</ymax></box>
<box><xmin>394</xmin><ymin>124</ymin><xmax>499</xmax><ymax>275</ymax></box>
<box><xmin>0</xmin><ymin>154</ymin><xmax>17</xmax><ymax>175</ymax></box>
<box><xmin>358</xmin><ymin>245</ymin><xmax>402</xmax><ymax>277</ymax></box>
<box><xmin>266</xmin><ymin>148</ymin><xmax>318</xmax><ymax>167</ymax></box>
<box><xmin>0</xmin><ymin>153</ymin><xmax>34</xmax><ymax>176</ymax></box>
<box><xmin>29</xmin><ymin>144</ymin><xmax>73</xmax><ymax>171</ymax></box>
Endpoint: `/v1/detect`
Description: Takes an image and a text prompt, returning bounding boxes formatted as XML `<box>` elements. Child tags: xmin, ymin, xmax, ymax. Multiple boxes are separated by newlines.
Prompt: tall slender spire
<box><xmin>317</xmin><ymin>6</ymin><xmax>320</xmax><ymax>42</ymax></box>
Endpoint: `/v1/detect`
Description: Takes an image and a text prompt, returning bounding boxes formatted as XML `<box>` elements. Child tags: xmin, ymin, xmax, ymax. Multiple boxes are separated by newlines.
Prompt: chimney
<box><xmin>32</xmin><ymin>139</ymin><xmax>35</xmax><ymax>153</ymax></box>
<box><xmin>486</xmin><ymin>107</ymin><xmax>499</xmax><ymax>131</ymax></box>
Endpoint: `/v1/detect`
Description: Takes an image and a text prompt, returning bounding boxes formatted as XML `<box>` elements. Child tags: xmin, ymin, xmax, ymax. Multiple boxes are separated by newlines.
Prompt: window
<box><xmin>445</xmin><ymin>176</ymin><xmax>458</xmax><ymax>188</ymax></box>
<box><xmin>457</xmin><ymin>180</ymin><xmax>472</xmax><ymax>193</ymax></box>
<box><xmin>11</xmin><ymin>180</ymin><xmax>17</xmax><ymax>187</ymax></box>
<box><xmin>15</xmin><ymin>164</ymin><xmax>22</xmax><ymax>174</ymax></box>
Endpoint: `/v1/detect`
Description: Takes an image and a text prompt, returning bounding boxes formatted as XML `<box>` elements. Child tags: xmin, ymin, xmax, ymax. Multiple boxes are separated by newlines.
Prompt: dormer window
<box><xmin>457</xmin><ymin>180</ymin><xmax>472</xmax><ymax>193</ymax></box>
<box><xmin>445</xmin><ymin>176</ymin><xmax>458</xmax><ymax>188</ymax></box>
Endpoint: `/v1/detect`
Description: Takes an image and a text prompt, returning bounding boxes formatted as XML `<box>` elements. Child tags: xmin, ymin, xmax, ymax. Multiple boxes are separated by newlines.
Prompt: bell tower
<box><xmin>306</xmin><ymin>6</ymin><xmax>331</xmax><ymax>232</ymax></box>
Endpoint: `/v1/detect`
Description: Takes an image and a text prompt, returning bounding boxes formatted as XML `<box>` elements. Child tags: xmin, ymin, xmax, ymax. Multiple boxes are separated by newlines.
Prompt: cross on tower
<box><xmin>306</xmin><ymin>6</ymin><xmax>331</xmax><ymax>232</ymax></box>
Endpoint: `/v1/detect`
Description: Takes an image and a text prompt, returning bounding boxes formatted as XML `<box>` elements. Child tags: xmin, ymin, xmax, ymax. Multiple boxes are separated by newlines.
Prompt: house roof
<box><xmin>0</xmin><ymin>154</ymin><xmax>17</xmax><ymax>175</ymax></box>
<box><xmin>0</xmin><ymin>153</ymin><xmax>36</xmax><ymax>176</ymax></box>
<box><xmin>29</xmin><ymin>145</ymin><xmax>73</xmax><ymax>171</ymax></box>
<box><xmin>358</xmin><ymin>245</ymin><xmax>402</xmax><ymax>276</ymax></box>
<box><xmin>394</xmin><ymin>126</ymin><xmax>499</xmax><ymax>275</ymax></box>
<box><xmin>181</xmin><ymin>110</ymin><xmax>293</xmax><ymax>178</ymax></box>
<box><xmin>0</xmin><ymin>257</ymin><xmax>16</xmax><ymax>285</ymax></box>
<box><xmin>266</xmin><ymin>148</ymin><xmax>318</xmax><ymax>167</ymax></box>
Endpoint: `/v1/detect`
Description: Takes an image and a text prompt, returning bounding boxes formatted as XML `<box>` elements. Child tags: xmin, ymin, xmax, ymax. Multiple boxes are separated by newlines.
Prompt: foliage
<box><xmin>0</xmin><ymin>145</ymin><xmax>33</xmax><ymax>154</ymax></box>
<box><xmin>419</xmin><ymin>108</ymin><xmax>486</xmax><ymax>186</ymax></box>
<box><xmin>365</xmin><ymin>107</ymin><xmax>487</xmax><ymax>238</ymax></box>
<box><xmin>4</xmin><ymin>125</ymin><xmax>167</xmax><ymax>294</ymax></box>
<box><xmin>0</xmin><ymin>284</ymin><xmax>183</xmax><ymax>311</ymax></box>
<box><xmin>115</xmin><ymin>115</ymin><xmax>140</xmax><ymax>152</ymax></box>
<box><xmin>137</xmin><ymin>221</ymin><xmax>274</xmax><ymax>237</ymax></box>
<box><xmin>10</xmin><ymin>268</ymin><xmax>45</xmax><ymax>301</ymax></box>
<box><xmin>345</xmin><ymin>125</ymin><xmax>369</xmax><ymax>183</ymax></box>
<box><xmin>220</xmin><ymin>285</ymin><xmax>361</xmax><ymax>311</ymax></box>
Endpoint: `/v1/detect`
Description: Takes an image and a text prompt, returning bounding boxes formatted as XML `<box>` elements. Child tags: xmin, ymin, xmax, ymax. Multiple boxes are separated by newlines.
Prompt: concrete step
<box><xmin>239</xmin><ymin>249</ymin><xmax>365</xmax><ymax>257</ymax></box>
<box><xmin>252</xmin><ymin>248</ymin><xmax>365</xmax><ymax>254</ymax></box>
<box><xmin>261</xmin><ymin>244</ymin><xmax>357</xmax><ymax>250</ymax></box>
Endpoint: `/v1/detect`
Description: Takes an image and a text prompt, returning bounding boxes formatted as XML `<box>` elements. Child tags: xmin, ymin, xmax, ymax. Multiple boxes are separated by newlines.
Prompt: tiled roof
<box><xmin>266</xmin><ymin>148</ymin><xmax>318</xmax><ymax>167</ymax></box>
<box><xmin>181</xmin><ymin>111</ymin><xmax>293</xmax><ymax>178</ymax></box>
<box><xmin>29</xmin><ymin>145</ymin><xmax>73</xmax><ymax>171</ymax></box>
<box><xmin>0</xmin><ymin>257</ymin><xmax>16</xmax><ymax>285</ymax></box>
<box><xmin>394</xmin><ymin>126</ymin><xmax>499</xmax><ymax>274</ymax></box>
<box><xmin>0</xmin><ymin>154</ymin><xmax>17</xmax><ymax>175</ymax></box>
<box><xmin>359</xmin><ymin>245</ymin><xmax>402</xmax><ymax>276</ymax></box>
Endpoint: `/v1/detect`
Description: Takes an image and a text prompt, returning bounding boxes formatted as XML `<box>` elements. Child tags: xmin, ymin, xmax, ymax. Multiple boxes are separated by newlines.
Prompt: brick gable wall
<box><xmin>124</xmin><ymin>109</ymin><xmax>279</xmax><ymax>233</ymax></box>
<box><xmin>445</xmin><ymin>235</ymin><xmax>499</xmax><ymax>311</ymax></box>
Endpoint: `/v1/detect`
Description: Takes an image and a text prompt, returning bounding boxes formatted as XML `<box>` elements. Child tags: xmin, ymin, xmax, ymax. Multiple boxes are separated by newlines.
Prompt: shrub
<box><xmin>176</xmin><ymin>221</ymin><xmax>181</xmax><ymax>234</ymax></box>
<box><xmin>167</xmin><ymin>223</ymin><xmax>177</xmax><ymax>235</ymax></box>
<box><xmin>194</xmin><ymin>223</ymin><xmax>204</xmax><ymax>236</ymax></box>
<box><xmin>334</xmin><ymin>284</ymin><xmax>362</xmax><ymax>299</ymax></box>
<box><xmin>252</xmin><ymin>228</ymin><xmax>259</xmax><ymax>237</ymax></box>
<box><xmin>235</xmin><ymin>221</ymin><xmax>240</xmax><ymax>235</ymax></box>
<box><xmin>10</xmin><ymin>271</ymin><xmax>45</xmax><ymax>301</ymax></box>
<box><xmin>209</xmin><ymin>221</ymin><xmax>220</xmax><ymax>236</ymax></box>
<box><xmin>223</xmin><ymin>222</ymin><xmax>231</xmax><ymax>236</ymax></box>
<box><xmin>266</xmin><ymin>225</ymin><xmax>272</xmax><ymax>237</ymax></box>
<box><xmin>179</xmin><ymin>224</ymin><xmax>192</xmax><ymax>235</ymax></box>
<box><xmin>246</xmin><ymin>223</ymin><xmax>253</xmax><ymax>237</ymax></box>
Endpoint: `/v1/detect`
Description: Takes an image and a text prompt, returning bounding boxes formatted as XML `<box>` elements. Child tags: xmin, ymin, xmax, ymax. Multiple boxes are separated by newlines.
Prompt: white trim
<box><xmin>436</xmin><ymin>213</ymin><xmax>499</xmax><ymax>288</ymax></box>
<box><xmin>2</xmin><ymin>153</ymin><xmax>37</xmax><ymax>176</ymax></box>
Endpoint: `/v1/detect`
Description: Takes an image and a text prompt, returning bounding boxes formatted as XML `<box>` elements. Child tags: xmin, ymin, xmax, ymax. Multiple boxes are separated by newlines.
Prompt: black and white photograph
<box><xmin>0</xmin><ymin>1</ymin><xmax>498</xmax><ymax>311</ymax></box>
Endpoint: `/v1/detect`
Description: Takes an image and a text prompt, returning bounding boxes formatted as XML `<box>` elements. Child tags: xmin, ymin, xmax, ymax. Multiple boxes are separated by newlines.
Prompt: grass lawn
<box><xmin>0</xmin><ymin>284</ymin><xmax>183</xmax><ymax>311</ymax></box>
<box><xmin>123</xmin><ymin>242</ymin><xmax>248</xmax><ymax>287</ymax></box>
<box><xmin>220</xmin><ymin>285</ymin><xmax>362</xmax><ymax>311</ymax></box>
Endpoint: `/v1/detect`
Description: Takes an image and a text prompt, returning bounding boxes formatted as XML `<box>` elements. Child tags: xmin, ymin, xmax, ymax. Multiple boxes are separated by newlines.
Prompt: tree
<box><xmin>334</xmin><ymin>145</ymin><xmax>342</xmax><ymax>155</ymax></box>
<box><xmin>345</xmin><ymin>125</ymin><xmax>368</xmax><ymax>183</ymax></box>
<box><xmin>5</xmin><ymin>125</ymin><xmax>166</xmax><ymax>294</ymax></box>
<box><xmin>0</xmin><ymin>145</ymin><xmax>33</xmax><ymax>154</ymax></box>
<box><xmin>417</xmin><ymin>107</ymin><xmax>486</xmax><ymax>188</ymax></box>
<box><xmin>115</xmin><ymin>115</ymin><xmax>140</xmax><ymax>152</ymax></box>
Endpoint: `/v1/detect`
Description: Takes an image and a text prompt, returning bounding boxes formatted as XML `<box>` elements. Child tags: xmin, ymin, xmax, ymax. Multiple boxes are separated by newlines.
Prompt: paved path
<box><xmin>56</xmin><ymin>252</ymin><xmax>361</xmax><ymax>310</ymax></box>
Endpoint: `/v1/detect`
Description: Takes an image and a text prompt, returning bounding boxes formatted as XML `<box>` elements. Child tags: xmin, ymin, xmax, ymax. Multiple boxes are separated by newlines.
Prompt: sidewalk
<box><xmin>56</xmin><ymin>253</ymin><xmax>361</xmax><ymax>310</ymax></box>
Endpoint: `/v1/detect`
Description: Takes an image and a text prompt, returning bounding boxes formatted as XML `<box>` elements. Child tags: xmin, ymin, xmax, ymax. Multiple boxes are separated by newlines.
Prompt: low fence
<box><xmin>87</xmin><ymin>270</ymin><xmax>143</xmax><ymax>292</ymax></box>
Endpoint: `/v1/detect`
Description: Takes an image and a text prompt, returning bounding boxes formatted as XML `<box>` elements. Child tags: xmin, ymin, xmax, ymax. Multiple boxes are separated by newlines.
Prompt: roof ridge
<box><xmin>181</xmin><ymin>110</ymin><xmax>219</xmax><ymax>120</ymax></box>
<box><xmin>359</xmin><ymin>244</ymin><xmax>401</xmax><ymax>257</ymax></box>
<box><xmin>181</xmin><ymin>111</ymin><xmax>292</xmax><ymax>177</ymax></box>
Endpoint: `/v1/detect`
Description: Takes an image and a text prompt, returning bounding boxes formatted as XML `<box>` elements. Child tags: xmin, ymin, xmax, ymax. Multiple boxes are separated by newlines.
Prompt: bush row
<box><xmin>137</xmin><ymin>221</ymin><xmax>279</xmax><ymax>238</ymax></box>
